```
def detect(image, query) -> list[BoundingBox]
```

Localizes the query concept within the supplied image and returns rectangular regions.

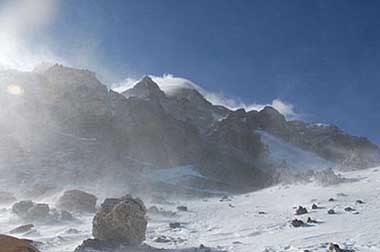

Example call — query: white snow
[1,167,380,251]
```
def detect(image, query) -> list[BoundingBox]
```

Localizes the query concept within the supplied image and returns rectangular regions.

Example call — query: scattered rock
[92,195,147,245]
[291,219,304,227]
[328,243,342,252]
[153,236,171,243]
[0,234,40,252]
[344,207,355,212]
[356,200,365,204]
[329,198,335,202]
[312,203,319,209]
[56,189,97,213]
[295,206,308,215]
[169,222,181,229]
[307,217,318,224]
[327,209,336,214]
[9,224,34,234]
[219,195,231,202]
[0,191,17,205]
[258,211,267,215]
[177,206,188,211]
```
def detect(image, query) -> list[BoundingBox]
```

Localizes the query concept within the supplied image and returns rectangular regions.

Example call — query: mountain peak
[122,76,165,99]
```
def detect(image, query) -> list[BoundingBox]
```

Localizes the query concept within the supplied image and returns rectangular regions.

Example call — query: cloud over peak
[112,74,301,120]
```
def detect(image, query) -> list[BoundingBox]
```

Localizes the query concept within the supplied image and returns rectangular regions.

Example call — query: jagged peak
[122,75,165,99]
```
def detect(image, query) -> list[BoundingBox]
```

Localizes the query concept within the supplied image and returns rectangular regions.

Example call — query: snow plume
[113,74,301,120]
[0,0,62,70]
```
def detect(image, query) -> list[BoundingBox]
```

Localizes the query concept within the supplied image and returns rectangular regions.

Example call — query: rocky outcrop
[0,234,40,252]
[56,189,97,213]
[92,195,147,245]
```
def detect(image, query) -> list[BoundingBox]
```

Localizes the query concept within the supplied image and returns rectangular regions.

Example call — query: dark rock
[9,224,34,234]
[327,209,336,214]
[92,195,147,245]
[344,207,355,212]
[258,211,267,215]
[328,243,342,252]
[177,206,188,211]
[291,219,304,227]
[329,198,335,202]
[312,203,319,209]
[356,200,365,204]
[169,222,181,229]
[153,236,171,243]
[56,190,97,213]
[295,206,308,215]
[307,217,318,224]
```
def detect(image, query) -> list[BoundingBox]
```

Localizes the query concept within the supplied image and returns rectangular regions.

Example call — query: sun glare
[6,84,24,95]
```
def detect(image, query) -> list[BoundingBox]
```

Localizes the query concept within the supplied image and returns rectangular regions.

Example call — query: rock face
[92,195,147,245]
[0,234,39,252]
[56,190,97,213]
[0,64,379,197]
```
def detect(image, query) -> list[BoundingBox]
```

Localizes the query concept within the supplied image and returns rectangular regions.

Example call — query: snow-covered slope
[1,167,380,252]
[259,130,335,171]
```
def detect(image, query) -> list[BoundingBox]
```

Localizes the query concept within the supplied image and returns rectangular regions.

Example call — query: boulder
[328,243,342,252]
[0,234,40,252]
[176,206,188,212]
[356,199,365,204]
[92,195,147,245]
[344,207,355,212]
[291,219,304,227]
[328,209,336,215]
[311,203,319,209]
[9,224,34,234]
[12,200,34,218]
[56,190,97,213]
[169,222,181,229]
[26,203,49,220]
[295,206,308,215]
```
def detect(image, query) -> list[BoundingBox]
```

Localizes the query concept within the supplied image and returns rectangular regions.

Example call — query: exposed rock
[307,217,318,224]
[295,206,308,215]
[291,219,304,227]
[56,190,97,213]
[344,207,355,212]
[169,222,181,229]
[92,195,147,245]
[312,203,319,209]
[9,224,34,234]
[26,203,50,220]
[356,200,365,204]
[153,236,171,243]
[0,234,40,252]
[176,206,188,212]
[328,209,336,214]
[328,243,342,252]
[329,198,335,202]
[12,200,34,218]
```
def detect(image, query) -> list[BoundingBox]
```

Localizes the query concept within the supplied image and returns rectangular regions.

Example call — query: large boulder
[12,200,34,218]
[56,190,97,213]
[0,234,39,252]
[92,195,147,245]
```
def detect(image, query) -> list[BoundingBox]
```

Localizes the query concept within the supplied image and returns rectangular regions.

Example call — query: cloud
[112,74,301,120]
[0,0,63,70]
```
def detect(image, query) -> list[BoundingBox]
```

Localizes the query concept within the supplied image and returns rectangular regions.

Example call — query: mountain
[0,64,379,197]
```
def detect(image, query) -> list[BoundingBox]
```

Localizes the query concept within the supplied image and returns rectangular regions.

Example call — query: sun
[6,84,24,95]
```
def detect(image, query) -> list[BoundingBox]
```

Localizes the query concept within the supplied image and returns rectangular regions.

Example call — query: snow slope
[258,130,335,171]
[1,167,380,251]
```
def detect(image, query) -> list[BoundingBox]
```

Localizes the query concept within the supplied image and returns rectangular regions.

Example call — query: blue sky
[1,0,379,143]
